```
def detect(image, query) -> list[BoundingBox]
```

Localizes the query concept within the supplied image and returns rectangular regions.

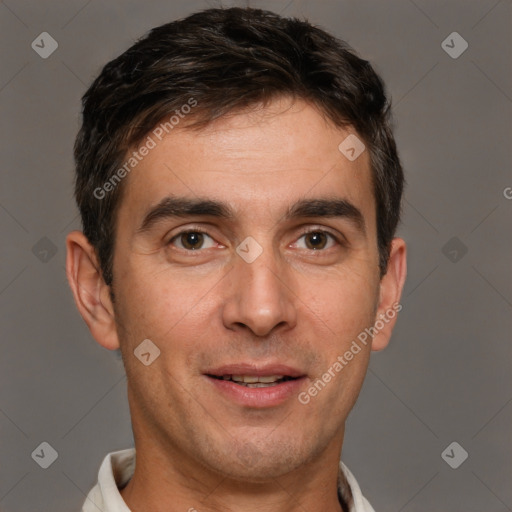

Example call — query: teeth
[232,375,258,383]
[258,375,284,383]
[231,375,284,383]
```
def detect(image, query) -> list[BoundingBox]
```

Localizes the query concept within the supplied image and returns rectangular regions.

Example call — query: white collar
[82,448,375,512]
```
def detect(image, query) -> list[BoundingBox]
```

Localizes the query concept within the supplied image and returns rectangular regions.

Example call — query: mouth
[207,374,298,388]
[204,364,307,408]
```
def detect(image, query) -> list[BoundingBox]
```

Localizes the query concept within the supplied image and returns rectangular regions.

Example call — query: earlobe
[65,230,120,350]
[371,237,407,352]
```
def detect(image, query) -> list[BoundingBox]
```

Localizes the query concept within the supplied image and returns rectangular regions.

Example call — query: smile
[209,374,298,388]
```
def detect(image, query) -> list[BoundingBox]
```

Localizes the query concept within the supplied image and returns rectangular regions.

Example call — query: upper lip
[205,363,305,378]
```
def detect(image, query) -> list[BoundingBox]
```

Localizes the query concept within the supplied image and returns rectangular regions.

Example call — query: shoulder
[339,461,376,512]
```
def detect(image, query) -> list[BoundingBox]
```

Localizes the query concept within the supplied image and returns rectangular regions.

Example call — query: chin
[202,439,314,483]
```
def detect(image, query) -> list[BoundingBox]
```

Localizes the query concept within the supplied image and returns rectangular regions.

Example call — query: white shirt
[82,448,375,512]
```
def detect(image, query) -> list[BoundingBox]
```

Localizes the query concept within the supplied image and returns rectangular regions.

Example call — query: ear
[65,230,120,350]
[371,237,407,351]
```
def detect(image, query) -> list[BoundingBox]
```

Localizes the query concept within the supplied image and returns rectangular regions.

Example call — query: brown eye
[291,230,339,251]
[169,230,216,251]
[180,232,204,250]
[304,232,329,250]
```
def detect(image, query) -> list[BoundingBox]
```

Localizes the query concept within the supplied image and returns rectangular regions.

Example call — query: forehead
[117,98,375,231]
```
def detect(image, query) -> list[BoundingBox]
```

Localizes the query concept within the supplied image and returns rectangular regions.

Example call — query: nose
[221,246,297,337]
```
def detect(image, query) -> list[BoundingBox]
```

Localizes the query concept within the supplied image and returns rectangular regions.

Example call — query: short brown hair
[74,6,404,287]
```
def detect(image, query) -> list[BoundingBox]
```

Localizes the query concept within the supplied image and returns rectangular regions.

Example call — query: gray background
[1,0,511,510]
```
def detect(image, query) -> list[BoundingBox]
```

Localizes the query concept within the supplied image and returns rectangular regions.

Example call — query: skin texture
[66,97,407,512]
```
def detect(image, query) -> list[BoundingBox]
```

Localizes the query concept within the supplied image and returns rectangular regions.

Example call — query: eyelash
[167,227,343,252]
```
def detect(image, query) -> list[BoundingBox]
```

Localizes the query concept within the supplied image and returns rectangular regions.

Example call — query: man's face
[111,98,382,481]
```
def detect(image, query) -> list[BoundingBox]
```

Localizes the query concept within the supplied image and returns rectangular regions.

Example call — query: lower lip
[205,376,306,408]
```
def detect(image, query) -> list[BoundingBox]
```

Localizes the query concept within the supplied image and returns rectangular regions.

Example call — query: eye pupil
[306,232,327,250]
[175,231,332,252]
[182,232,203,250]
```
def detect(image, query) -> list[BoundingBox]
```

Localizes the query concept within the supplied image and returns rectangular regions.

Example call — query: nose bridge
[243,244,283,299]
[222,236,296,336]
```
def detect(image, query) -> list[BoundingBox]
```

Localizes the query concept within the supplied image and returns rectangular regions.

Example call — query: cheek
[302,274,376,414]
[115,265,219,354]
[299,266,378,335]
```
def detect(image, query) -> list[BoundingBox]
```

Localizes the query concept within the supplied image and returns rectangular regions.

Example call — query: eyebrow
[137,195,366,235]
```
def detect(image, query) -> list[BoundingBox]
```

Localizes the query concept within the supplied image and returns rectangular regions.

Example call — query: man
[66,7,407,512]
